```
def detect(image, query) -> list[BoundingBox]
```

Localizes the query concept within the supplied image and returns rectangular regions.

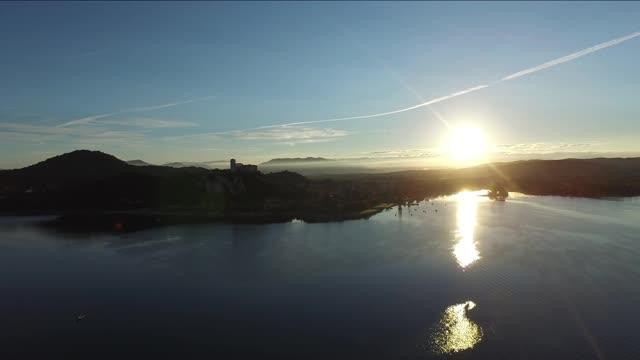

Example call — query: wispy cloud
[56,113,119,128]
[0,121,140,138]
[162,125,349,148]
[361,148,433,158]
[0,121,148,145]
[229,127,348,141]
[56,95,215,128]
[0,131,52,143]
[206,31,638,134]
[0,122,85,136]
[354,143,602,161]
[493,142,596,154]
[277,138,342,146]
[99,118,196,129]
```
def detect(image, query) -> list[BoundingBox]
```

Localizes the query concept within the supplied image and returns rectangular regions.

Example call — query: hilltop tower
[229,158,257,173]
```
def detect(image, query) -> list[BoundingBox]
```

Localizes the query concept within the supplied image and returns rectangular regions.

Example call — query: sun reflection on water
[453,191,481,268]
[430,301,483,354]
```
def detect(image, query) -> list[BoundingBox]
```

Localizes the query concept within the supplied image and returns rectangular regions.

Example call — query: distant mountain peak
[162,162,211,169]
[11,149,131,186]
[30,150,126,168]
[127,159,152,166]
[163,162,188,168]
[160,160,228,169]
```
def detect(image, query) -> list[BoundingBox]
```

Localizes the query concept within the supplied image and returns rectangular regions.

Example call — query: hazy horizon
[6,148,640,173]
[1,2,639,169]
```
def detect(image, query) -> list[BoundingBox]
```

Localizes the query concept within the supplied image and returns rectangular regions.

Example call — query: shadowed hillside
[1,150,131,187]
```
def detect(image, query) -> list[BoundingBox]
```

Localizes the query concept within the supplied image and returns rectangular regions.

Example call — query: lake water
[1,191,639,359]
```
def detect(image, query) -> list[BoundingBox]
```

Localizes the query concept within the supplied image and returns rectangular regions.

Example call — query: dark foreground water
[1,191,639,359]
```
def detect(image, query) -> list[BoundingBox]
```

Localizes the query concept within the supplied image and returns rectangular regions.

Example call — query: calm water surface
[1,192,639,359]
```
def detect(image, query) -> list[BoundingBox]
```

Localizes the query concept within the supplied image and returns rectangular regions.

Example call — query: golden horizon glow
[453,190,481,268]
[430,301,483,354]
[446,126,489,161]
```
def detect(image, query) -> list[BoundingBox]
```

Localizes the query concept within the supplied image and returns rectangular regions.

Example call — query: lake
[1,191,639,359]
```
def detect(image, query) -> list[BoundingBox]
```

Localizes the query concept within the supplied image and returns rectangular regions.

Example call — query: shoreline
[27,203,396,233]
[2,193,638,233]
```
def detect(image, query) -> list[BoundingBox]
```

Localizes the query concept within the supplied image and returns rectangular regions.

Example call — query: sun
[446,126,489,161]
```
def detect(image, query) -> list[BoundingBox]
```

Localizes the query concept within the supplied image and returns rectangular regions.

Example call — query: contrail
[55,112,119,128]
[179,85,489,139]
[253,85,489,129]
[499,31,640,81]
[196,31,638,137]
[56,95,216,128]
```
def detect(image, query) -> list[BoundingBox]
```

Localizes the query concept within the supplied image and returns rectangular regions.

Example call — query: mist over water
[1,192,639,359]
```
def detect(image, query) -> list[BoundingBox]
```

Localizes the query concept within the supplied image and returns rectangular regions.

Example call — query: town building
[230,158,258,173]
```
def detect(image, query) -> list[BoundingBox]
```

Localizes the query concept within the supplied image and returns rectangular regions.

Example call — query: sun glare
[452,191,481,268]
[447,126,489,161]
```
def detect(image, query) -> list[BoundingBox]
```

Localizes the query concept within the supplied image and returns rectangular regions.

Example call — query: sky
[1,1,639,169]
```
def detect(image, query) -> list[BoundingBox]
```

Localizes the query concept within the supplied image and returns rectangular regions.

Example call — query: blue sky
[1,1,639,168]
